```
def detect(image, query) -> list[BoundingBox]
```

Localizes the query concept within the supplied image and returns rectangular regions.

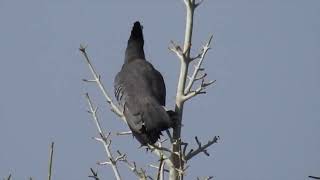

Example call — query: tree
[80,0,218,179]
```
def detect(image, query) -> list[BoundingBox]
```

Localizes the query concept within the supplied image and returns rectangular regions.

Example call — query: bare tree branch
[170,0,215,179]
[169,41,184,61]
[185,136,219,161]
[6,174,11,180]
[309,176,320,180]
[148,144,176,155]
[156,155,165,180]
[48,142,54,180]
[183,79,216,101]
[85,93,122,180]
[170,0,195,177]
[184,35,214,95]
[80,45,125,122]
[195,0,205,8]
[116,150,148,180]
[88,168,100,180]
[149,164,169,173]
[197,176,213,180]
[116,131,132,136]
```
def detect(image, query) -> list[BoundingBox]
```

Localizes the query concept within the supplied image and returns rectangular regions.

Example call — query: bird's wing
[114,60,169,132]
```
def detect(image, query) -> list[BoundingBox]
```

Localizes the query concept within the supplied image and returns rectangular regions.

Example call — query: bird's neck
[124,41,145,63]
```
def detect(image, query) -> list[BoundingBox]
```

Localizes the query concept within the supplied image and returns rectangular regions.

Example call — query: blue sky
[0,0,319,179]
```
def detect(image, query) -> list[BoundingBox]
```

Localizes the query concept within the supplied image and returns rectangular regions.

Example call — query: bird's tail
[125,21,145,63]
[142,97,175,133]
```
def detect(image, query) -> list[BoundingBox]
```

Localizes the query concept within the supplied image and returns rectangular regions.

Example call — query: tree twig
[197,176,213,180]
[149,164,169,173]
[116,150,148,180]
[156,155,165,180]
[116,131,132,136]
[309,176,320,179]
[148,144,177,155]
[85,93,122,180]
[148,142,174,175]
[183,79,216,101]
[80,45,125,122]
[88,168,100,180]
[184,35,214,95]
[185,136,219,161]
[48,142,54,180]
[6,174,12,180]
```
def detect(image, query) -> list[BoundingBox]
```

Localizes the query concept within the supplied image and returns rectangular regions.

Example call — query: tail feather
[124,97,176,145]
[132,130,161,145]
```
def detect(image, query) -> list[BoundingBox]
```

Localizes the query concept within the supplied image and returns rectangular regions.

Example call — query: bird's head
[130,21,144,42]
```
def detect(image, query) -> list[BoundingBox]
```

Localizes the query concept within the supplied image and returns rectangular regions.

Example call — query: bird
[114,21,175,145]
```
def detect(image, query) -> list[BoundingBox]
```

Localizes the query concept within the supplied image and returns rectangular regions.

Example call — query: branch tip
[88,168,100,180]
[79,44,87,53]
[195,0,205,8]
[184,136,219,161]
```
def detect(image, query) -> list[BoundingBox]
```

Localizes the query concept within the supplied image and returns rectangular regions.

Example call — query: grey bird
[114,21,175,145]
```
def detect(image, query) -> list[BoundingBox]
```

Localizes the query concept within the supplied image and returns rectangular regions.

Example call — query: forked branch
[88,168,100,180]
[185,136,219,161]
[184,35,214,94]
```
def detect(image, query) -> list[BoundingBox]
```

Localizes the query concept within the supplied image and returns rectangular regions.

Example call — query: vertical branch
[156,156,164,180]
[171,0,204,179]
[48,142,54,180]
[171,0,194,179]
[183,0,194,57]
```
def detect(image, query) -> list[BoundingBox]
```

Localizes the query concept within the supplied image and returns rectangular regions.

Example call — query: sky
[0,0,319,179]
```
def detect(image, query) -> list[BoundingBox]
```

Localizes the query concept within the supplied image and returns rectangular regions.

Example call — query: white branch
[147,141,175,177]
[183,79,216,101]
[116,150,148,180]
[184,35,213,94]
[169,41,184,61]
[169,0,198,179]
[148,144,177,155]
[80,45,126,123]
[85,93,122,180]
[149,164,169,173]
[116,131,132,136]
[197,176,213,180]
